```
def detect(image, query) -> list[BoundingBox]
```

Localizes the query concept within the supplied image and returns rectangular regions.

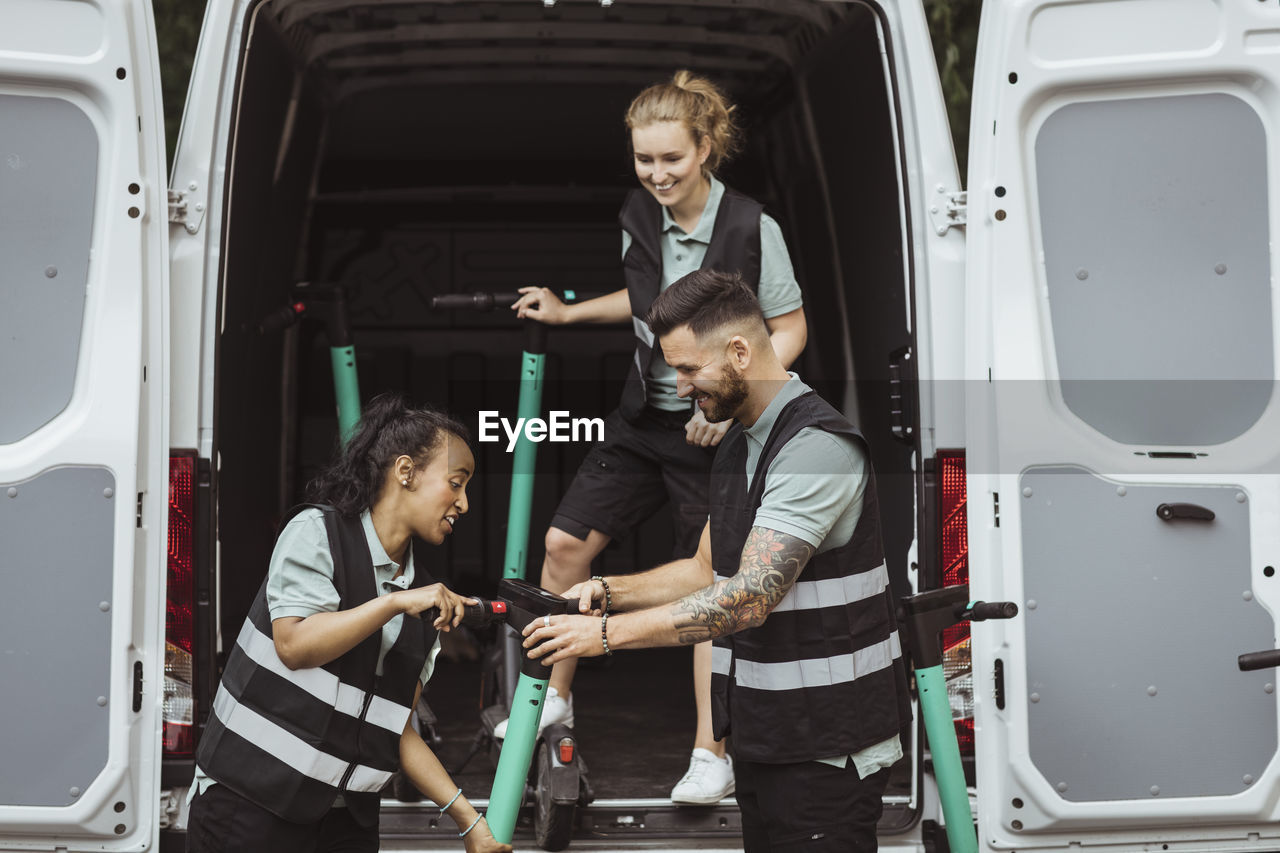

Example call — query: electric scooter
[901,586,1019,853]
[430,289,597,850]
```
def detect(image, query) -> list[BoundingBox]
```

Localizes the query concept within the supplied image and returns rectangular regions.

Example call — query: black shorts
[551,406,714,557]
[186,784,377,853]
[736,761,890,852]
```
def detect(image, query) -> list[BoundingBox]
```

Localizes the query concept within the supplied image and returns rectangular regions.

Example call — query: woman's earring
[401,479,409,487]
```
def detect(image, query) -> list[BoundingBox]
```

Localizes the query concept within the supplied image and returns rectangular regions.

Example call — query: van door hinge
[928,188,966,236]
[168,181,206,234]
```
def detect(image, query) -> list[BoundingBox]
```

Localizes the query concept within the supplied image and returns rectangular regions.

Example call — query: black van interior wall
[215,0,915,644]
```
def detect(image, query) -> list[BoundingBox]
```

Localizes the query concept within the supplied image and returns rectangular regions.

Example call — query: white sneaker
[670,748,735,805]
[492,687,574,740]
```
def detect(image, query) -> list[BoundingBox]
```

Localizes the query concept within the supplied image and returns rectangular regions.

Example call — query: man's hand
[561,578,606,615]
[511,286,569,324]
[395,583,476,632]
[522,614,605,666]
[685,408,733,447]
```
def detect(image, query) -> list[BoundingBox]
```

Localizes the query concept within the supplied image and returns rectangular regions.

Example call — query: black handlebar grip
[429,292,523,312]
[257,302,305,334]
[420,599,507,628]
[1238,649,1280,671]
[966,601,1019,621]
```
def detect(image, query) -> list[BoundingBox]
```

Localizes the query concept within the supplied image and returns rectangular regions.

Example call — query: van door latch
[929,189,966,236]
[1156,502,1215,522]
[168,183,206,234]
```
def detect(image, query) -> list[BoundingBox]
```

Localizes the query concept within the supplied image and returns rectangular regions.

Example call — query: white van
[2,0,1277,851]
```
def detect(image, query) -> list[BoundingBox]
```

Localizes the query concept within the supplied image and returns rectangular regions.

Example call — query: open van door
[966,0,1280,850]
[0,1,169,850]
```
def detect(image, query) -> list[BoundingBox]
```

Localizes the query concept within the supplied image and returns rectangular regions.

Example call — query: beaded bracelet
[459,813,484,838]
[590,575,613,614]
[438,787,462,817]
[601,611,613,656]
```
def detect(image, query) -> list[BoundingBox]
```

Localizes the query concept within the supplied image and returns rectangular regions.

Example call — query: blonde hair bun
[626,70,742,173]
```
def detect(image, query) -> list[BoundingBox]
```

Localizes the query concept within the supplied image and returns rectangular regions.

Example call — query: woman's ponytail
[305,393,470,515]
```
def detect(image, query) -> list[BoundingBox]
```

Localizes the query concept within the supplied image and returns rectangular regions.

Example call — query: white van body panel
[0,0,169,850]
[878,0,968,456]
[968,0,1280,850]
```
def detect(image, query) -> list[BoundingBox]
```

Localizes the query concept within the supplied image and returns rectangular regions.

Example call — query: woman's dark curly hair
[305,393,471,516]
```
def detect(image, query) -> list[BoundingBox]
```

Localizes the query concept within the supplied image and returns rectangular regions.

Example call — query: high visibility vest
[197,505,436,826]
[709,392,912,763]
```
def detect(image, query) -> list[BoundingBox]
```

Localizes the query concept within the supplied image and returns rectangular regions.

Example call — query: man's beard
[700,362,750,423]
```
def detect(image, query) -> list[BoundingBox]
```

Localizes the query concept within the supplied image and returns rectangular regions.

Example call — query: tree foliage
[922,0,982,179]
[154,0,208,166]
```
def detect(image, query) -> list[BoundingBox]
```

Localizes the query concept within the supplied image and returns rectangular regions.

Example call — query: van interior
[207,0,919,839]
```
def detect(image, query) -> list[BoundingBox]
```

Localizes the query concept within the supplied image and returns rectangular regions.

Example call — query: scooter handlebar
[430,293,522,312]
[422,598,508,628]
[961,600,1019,621]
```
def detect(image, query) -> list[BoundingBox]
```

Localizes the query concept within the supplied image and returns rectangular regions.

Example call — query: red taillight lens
[165,454,196,756]
[558,737,575,764]
[937,451,973,756]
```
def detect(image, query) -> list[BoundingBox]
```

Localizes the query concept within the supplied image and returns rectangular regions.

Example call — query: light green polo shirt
[740,374,903,778]
[191,508,441,801]
[621,176,804,411]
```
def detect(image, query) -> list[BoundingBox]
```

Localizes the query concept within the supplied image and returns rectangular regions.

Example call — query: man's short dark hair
[645,270,767,340]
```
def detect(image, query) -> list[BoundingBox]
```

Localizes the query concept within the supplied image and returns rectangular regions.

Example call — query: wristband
[590,575,612,614]
[459,813,484,838]
[439,787,462,816]
[601,611,613,656]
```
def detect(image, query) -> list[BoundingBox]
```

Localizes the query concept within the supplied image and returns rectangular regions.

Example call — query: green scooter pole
[488,319,550,843]
[428,291,587,844]
[901,586,1019,853]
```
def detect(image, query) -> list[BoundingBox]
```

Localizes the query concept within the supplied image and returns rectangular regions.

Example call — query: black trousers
[735,760,889,852]
[187,783,378,853]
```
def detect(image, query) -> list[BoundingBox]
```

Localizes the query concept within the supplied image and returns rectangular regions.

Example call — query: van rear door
[0,0,168,849]
[966,0,1280,849]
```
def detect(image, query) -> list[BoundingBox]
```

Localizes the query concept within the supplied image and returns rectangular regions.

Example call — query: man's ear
[727,334,752,369]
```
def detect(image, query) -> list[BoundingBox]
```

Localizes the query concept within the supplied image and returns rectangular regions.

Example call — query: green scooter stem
[330,345,361,444]
[916,664,978,853]
[502,349,544,579]
[486,673,551,843]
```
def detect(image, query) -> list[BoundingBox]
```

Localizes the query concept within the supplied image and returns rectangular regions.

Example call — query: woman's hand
[561,578,606,616]
[685,408,733,447]
[511,286,570,324]
[462,816,511,853]
[396,583,476,632]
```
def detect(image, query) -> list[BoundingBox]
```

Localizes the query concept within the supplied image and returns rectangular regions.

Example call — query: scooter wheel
[533,742,575,851]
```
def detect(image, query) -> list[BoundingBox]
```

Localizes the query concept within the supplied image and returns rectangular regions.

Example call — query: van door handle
[1238,649,1280,671]
[1156,502,1215,522]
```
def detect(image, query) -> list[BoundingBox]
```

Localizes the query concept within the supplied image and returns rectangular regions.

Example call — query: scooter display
[901,585,1019,853]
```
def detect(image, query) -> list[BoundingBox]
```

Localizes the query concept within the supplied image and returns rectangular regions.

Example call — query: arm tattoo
[670,527,813,645]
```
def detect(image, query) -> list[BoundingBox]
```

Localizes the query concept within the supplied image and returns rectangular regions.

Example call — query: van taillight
[937,451,974,755]
[165,454,196,756]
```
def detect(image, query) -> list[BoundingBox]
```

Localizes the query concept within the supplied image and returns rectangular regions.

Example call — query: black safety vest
[708,391,912,763]
[197,505,436,827]
[616,184,763,422]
